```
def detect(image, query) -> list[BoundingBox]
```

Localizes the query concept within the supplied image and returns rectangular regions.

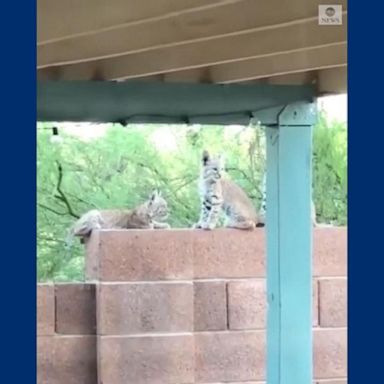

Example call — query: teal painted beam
[37,81,315,123]
[266,103,315,384]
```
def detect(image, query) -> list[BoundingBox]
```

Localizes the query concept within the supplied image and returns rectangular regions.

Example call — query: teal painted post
[264,103,316,384]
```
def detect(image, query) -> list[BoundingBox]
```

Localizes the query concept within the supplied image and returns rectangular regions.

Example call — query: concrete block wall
[37,283,97,384]
[37,227,347,384]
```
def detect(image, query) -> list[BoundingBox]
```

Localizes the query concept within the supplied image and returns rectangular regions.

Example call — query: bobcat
[194,150,261,230]
[66,190,170,246]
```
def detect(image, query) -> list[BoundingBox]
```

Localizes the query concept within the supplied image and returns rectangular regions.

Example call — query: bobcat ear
[149,189,158,202]
[202,150,210,165]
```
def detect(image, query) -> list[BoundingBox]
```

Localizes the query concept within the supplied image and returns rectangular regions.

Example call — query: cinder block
[313,227,347,277]
[313,279,319,326]
[194,281,227,331]
[195,331,265,382]
[55,283,96,335]
[86,228,346,282]
[98,335,194,384]
[37,284,55,336]
[85,230,100,280]
[228,280,266,330]
[86,229,194,281]
[227,279,318,329]
[98,283,193,334]
[313,328,347,379]
[319,279,347,327]
[37,336,97,384]
[192,229,265,278]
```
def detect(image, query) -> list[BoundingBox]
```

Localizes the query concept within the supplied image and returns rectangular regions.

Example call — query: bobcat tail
[64,210,104,255]
[64,214,91,254]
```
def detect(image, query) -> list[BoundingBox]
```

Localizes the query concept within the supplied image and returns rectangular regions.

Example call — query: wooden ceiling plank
[38,0,347,67]
[38,0,245,43]
[130,44,347,85]
[38,19,347,81]
[211,43,347,83]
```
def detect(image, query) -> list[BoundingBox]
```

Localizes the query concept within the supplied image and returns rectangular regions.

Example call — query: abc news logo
[318,5,342,25]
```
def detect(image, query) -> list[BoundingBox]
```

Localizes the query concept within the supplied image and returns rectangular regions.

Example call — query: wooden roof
[37,0,347,95]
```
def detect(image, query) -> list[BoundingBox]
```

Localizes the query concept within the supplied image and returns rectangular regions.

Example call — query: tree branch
[38,203,66,216]
[66,192,99,209]
[55,161,80,219]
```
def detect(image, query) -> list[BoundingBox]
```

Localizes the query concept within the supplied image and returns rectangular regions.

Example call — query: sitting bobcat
[66,190,170,246]
[194,150,261,230]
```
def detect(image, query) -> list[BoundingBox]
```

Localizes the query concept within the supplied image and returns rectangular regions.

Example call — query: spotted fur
[66,190,170,247]
[194,150,261,230]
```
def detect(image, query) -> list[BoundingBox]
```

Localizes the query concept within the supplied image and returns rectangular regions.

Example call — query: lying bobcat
[194,150,261,230]
[66,190,170,246]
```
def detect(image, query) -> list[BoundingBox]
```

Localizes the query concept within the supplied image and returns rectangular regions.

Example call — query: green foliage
[313,114,347,225]
[37,117,346,282]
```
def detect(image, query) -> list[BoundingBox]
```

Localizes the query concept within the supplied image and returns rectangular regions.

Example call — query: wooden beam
[317,67,347,94]
[38,0,347,67]
[37,18,347,81]
[161,43,346,84]
[121,46,346,93]
[37,81,315,123]
[231,67,347,95]
[38,0,240,43]
[213,43,346,84]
